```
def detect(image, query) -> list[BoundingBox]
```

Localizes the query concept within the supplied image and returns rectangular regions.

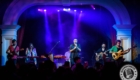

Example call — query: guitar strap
[7,45,17,60]
[13,45,18,53]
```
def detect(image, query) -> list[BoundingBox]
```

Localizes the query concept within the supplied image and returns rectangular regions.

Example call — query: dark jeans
[70,53,79,66]
[98,59,104,66]
[7,59,17,66]
[115,57,124,66]
[13,59,17,65]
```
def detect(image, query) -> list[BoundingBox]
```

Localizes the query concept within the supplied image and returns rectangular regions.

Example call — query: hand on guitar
[103,52,108,56]
[9,52,13,55]
[13,51,18,55]
[127,48,131,52]
[9,51,18,55]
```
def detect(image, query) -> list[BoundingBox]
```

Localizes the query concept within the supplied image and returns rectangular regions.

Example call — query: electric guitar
[7,48,24,60]
[112,45,137,60]
[96,49,110,61]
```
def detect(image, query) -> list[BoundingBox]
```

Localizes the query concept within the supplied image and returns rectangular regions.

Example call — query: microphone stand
[49,41,60,54]
[48,41,60,62]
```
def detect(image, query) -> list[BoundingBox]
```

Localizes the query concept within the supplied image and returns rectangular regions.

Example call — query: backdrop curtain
[17,11,27,48]
[110,27,116,46]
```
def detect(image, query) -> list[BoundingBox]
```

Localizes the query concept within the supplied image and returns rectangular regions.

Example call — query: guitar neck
[105,49,110,53]
[125,47,134,51]
[123,46,136,53]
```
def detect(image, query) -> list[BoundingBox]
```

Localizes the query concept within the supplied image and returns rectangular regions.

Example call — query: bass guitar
[112,45,137,60]
[7,48,24,60]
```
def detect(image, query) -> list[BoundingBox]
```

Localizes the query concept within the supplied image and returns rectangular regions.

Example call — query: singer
[70,39,81,66]
[25,43,37,65]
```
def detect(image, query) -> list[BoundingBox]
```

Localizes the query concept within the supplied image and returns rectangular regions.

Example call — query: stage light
[44,9,47,12]
[57,10,60,12]
[63,8,66,11]
[63,8,70,11]
[81,11,82,12]
[38,9,43,11]
[38,9,41,11]
[91,5,95,10]
[74,10,76,12]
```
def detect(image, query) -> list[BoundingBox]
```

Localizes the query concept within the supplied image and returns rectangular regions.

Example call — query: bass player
[110,40,130,66]
[6,39,20,65]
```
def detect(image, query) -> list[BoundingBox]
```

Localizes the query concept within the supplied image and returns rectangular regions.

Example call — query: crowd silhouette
[0,57,139,80]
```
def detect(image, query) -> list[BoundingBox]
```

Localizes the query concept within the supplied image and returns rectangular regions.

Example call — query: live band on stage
[6,39,137,66]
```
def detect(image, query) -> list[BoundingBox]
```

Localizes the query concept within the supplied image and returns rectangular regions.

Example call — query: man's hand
[127,48,131,52]
[103,52,107,56]
[10,53,13,55]
[74,46,77,49]
[103,52,106,54]
[14,51,18,54]
[75,44,77,47]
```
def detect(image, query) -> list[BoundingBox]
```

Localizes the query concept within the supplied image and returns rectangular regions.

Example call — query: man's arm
[70,44,76,52]
[6,46,10,54]
[95,53,98,56]
[34,48,37,65]
[16,47,20,55]
[16,51,19,55]
[34,48,37,56]
[109,46,114,53]
[122,47,130,54]
[95,49,100,56]
[77,44,81,51]
[25,48,28,55]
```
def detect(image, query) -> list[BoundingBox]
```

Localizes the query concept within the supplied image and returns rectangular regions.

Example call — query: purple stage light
[63,8,70,11]
[68,8,70,11]
[57,10,60,12]
[81,11,82,12]
[74,10,76,12]
[63,8,66,11]
[38,9,42,11]
[44,9,46,12]
[91,5,95,10]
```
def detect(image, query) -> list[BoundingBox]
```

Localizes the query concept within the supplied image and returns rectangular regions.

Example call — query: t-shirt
[8,45,19,54]
[96,48,108,59]
[110,45,124,58]
[96,48,107,53]
[70,43,81,54]
[110,46,124,53]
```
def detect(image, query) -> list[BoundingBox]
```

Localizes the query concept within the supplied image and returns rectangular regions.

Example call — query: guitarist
[95,43,109,65]
[110,40,130,66]
[6,39,19,65]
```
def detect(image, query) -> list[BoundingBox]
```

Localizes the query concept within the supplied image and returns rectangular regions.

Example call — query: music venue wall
[121,0,140,63]
[17,5,116,66]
